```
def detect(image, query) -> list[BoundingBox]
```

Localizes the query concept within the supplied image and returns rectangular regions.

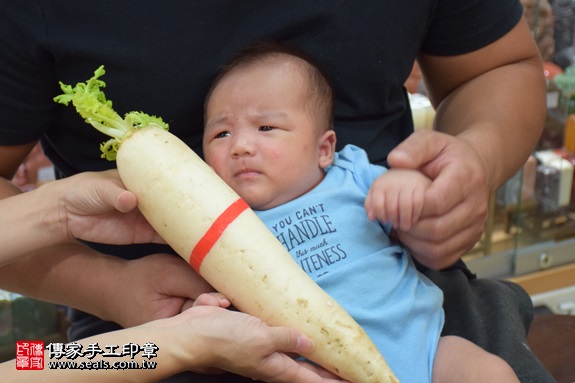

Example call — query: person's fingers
[410,186,425,228]
[267,357,347,383]
[419,165,464,218]
[398,228,473,269]
[397,189,413,231]
[96,170,138,213]
[192,293,231,308]
[180,299,196,312]
[364,187,378,222]
[387,130,449,171]
[270,327,315,355]
[396,205,486,269]
[390,131,489,221]
[113,189,138,212]
[66,171,136,214]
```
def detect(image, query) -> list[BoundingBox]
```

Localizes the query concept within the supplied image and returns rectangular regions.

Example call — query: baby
[202,42,520,383]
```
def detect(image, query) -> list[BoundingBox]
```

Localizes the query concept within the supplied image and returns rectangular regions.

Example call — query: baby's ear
[318,130,336,169]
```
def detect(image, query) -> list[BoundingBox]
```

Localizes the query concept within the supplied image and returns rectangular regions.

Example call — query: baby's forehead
[239,55,307,78]
[205,53,316,114]
[255,53,309,69]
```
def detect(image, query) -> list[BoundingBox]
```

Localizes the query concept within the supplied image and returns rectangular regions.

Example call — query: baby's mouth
[234,168,261,178]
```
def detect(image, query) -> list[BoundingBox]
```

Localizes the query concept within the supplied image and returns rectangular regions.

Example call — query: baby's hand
[365,168,432,230]
[192,292,231,308]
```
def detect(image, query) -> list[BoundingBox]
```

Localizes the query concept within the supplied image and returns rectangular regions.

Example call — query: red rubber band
[190,198,249,273]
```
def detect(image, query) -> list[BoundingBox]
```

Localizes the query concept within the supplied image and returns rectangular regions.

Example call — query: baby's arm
[433,336,519,383]
[365,168,432,230]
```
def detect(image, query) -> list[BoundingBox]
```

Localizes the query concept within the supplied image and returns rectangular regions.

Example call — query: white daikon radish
[54,66,399,383]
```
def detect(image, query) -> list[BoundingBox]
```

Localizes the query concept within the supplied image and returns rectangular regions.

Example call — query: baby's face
[203,59,329,210]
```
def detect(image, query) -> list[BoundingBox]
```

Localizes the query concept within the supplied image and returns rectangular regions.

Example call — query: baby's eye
[259,126,276,131]
[215,131,231,139]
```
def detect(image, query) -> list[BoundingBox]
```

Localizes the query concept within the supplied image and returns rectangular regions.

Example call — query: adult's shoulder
[421,0,523,56]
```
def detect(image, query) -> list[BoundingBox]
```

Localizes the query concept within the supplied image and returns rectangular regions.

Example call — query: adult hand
[169,305,347,383]
[58,171,212,327]
[57,169,164,245]
[387,130,489,269]
[1,169,166,267]
[98,253,214,328]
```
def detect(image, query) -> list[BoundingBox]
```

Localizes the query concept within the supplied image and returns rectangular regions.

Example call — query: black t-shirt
[0,0,523,341]
[0,0,522,171]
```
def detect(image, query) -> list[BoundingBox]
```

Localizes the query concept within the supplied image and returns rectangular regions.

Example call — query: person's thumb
[276,328,315,354]
[115,189,138,212]
[387,130,449,171]
[100,184,138,213]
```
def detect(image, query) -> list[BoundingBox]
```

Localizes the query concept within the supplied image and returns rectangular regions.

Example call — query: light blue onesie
[255,144,444,383]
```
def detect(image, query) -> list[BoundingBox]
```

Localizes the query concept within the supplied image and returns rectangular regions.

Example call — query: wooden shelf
[510,262,575,295]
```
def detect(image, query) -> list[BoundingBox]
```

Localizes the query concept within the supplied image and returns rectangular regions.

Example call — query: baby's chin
[244,192,304,212]
[245,198,282,212]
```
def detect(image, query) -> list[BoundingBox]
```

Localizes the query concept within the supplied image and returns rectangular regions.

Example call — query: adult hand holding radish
[1,166,214,329]
[59,170,164,245]
[186,296,347,383]
[1,169,163,266]
[55,66,399,383]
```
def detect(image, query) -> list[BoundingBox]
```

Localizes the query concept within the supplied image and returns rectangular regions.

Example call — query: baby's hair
[205,41,334,131]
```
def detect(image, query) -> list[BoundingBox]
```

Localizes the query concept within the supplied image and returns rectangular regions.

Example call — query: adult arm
[0,241,213,328]
[0,145,212,328]
[388,17,546,268]
[1,305,345,383]
[0,170,163,266]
